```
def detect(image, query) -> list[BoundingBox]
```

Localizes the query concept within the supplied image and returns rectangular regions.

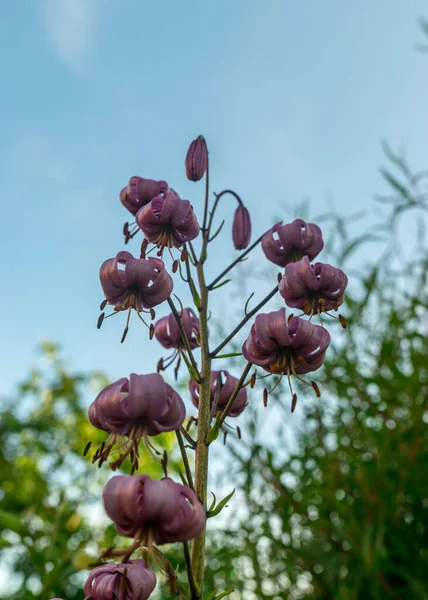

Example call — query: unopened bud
[232,205,252,250]
[185,136,208,182]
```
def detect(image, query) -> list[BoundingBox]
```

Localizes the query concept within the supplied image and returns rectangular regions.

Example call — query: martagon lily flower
[84,559,156,600]
[120,176,169,216]
[189,370,247,418]
[154,308,200,376]
[136,189,200,253]
[279,256,348,320]
[98,251,173,341]
[262,219,324,267]
[242,307,330,409]
[88,373,186,470]
[103,475,206,545]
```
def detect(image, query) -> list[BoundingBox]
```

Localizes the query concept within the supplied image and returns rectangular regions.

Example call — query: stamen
[181,247,188,262]
[83,441,91,456]
[237,426,241,440]
[149,323,155,340]
[97,313,105,329]
[339,314,347,328]
[277,272,283,283]
[172,259,179,273]
[100,299,108,311]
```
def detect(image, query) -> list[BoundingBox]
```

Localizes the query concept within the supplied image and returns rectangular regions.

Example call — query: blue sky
[1,0,427,394]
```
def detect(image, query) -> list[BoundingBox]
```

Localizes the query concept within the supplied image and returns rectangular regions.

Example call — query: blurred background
[0,1,427,599]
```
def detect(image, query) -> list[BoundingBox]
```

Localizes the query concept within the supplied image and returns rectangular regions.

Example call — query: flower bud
[185,136,208,181]
[232,205,251,250]
[84,559,156,600]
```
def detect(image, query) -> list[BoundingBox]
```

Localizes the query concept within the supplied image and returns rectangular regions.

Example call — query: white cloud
[42,0,96,72]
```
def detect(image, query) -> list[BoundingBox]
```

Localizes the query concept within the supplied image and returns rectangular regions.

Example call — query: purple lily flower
[120,176,168,216]
[185,135,208,181]
[84,559,156,600]
[88,373,185,469]
[242,307,330,375]
[189,370,247,418]
[99,251,173,310]
[154,308,200,376]
[279,256,348,314]
[135,189,200,252]
[232,205,252,250]
[154,308,200,350]
[103,475,206,544]
[261,219,324,267]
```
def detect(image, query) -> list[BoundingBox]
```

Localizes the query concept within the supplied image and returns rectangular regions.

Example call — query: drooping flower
[154,308,200,376]
[88,373,185,469]
[136,189,200,252]
[242,307,330,375]
[155,308,200,350]
[103,475,206,544]
[189,370,247,418]
[261,219,324,267]
[84,559,156,600]
[120,176,168,216]
[279,256,348,315]
[99,251,173,310]
[185,135,208,181]
[232,205,252,250]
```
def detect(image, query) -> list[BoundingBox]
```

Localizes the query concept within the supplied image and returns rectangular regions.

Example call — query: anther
[123,222,129,236]
[181,247,188,262]
[97,313,105,329]
[100,299,108,311]
[157,358,164,373]
[250,372,257,389]
[339,314,347,329]
[83,441,92,456]
[311,380,321,398]
[277,272,283,283]
[263,388,268,407]
[172,260,179,273]
[237,426,241,440]
[121,326,129,343]
[149,324,155,340]
[291,393,298,413]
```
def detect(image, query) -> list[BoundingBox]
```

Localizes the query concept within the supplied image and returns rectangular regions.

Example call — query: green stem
[191,257,211,598]
[210,285,279,357]
[176,429,195,490]
[183,541,199,600]
[207,232,266,290]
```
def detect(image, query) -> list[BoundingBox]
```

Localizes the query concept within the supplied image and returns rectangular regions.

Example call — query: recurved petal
[121,373,169,421]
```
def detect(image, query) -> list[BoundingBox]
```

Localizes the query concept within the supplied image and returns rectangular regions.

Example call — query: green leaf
[0,510,26,535]
[211,279,231,290]
[214,352,242,359]
[207,489,235,518]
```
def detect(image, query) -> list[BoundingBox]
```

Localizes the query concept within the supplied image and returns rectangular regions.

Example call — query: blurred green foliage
[205,148,428,600]
[0,343,178,599]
